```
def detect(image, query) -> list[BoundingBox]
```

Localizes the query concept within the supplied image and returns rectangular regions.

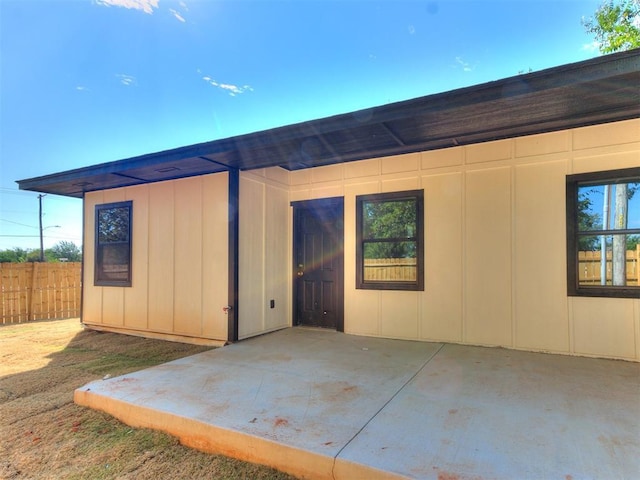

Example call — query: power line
[0,187,37,197]
[0,235,80,239]
[0,219,38,229]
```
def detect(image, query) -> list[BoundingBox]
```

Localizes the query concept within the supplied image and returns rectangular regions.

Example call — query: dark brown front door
[292,198,344,331]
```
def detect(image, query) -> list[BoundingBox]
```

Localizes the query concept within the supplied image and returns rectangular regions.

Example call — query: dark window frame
[95,200,132,287]
[566,167,640,298]
[356,189,424,291]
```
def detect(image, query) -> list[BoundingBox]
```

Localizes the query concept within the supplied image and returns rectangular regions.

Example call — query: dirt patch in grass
[0,319,297,480]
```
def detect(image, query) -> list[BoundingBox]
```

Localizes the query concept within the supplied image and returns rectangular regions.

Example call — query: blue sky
[0,0,604,250]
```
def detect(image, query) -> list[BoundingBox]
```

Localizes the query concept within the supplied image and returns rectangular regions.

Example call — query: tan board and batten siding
[84,173,230,345]
[83,119,640,361]
[238,168,291,340]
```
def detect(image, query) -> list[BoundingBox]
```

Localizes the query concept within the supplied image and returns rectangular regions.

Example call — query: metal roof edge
[16,48,640,196]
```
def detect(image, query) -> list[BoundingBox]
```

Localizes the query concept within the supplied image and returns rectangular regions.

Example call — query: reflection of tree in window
[98,207,130,243]
[577,187,602,251]
[362,199,417,259]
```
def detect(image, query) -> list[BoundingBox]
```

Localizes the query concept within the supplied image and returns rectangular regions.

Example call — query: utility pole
[612,184,628,286]
[39,194,45,262]
[601,185,610,285]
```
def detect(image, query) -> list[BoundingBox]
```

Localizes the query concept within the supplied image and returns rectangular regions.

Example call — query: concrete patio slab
[75,328,640,480]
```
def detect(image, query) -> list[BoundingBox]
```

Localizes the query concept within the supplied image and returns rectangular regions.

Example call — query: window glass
[363,199,417,239]
[356,190,423,290]
[568,170,640,297]
[95,201,132,286]
[578,182,640,230]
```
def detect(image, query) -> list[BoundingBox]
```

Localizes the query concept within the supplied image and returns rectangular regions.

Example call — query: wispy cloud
[169,0,188,22]
[454,56,475,72]
[116,74,137,86]
[76,86,90,92]
[408,25,416,35]
[200,72,253,97]
[170,8,186,23]
[95,0,188,23]
[94,0,159,14]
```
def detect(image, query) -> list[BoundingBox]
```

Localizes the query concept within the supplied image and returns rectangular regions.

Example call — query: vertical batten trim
[510,163,517,349]
[145,186,150,330]
[261,183,267,332]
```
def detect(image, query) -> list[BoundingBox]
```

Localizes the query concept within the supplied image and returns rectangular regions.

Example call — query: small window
[567,168,640,298]
[356,190,424,291]
[95,201,132,287]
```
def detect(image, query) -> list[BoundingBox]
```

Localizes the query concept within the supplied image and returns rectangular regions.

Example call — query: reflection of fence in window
[578,245,640,286]
[364,258,417,282]
[99,244,130,281]
[101,264,130,281]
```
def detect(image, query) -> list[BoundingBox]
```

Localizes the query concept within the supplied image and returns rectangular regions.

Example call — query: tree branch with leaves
[583,0,640,53]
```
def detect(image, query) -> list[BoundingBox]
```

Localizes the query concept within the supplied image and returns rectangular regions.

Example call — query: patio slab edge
[75,385,346,480]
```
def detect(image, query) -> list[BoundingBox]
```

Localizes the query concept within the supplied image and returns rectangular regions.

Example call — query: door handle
[297,271,304,277]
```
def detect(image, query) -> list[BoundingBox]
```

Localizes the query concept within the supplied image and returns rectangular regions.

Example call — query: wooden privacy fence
[366,247,640,286]
[1,262,81,324]
[579,246,640,286]
[364,258,417,281]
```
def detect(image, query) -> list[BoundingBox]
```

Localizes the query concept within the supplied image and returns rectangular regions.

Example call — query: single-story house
[18,49,640,361]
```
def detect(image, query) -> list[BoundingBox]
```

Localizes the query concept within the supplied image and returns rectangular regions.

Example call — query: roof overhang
[18,49,640,198]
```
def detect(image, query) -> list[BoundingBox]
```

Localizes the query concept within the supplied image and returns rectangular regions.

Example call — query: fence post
[637,244,640,286]
[29,262,38,321]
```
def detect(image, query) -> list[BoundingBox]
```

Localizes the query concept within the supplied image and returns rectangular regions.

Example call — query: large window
[356,190,424,291]
[567,168,640,298]
[95,201,132,287]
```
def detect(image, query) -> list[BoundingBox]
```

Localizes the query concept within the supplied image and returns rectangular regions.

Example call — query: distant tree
[26,250,43,262]
[0,247,31,263]
[47,241,82,262]
[0,242,82,263]
[627,234,640,249]
[583,0,640,53]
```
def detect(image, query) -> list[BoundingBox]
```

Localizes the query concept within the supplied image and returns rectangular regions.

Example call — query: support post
[227,169,239,343]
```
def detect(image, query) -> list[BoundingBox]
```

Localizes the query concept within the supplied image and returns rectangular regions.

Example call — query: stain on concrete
[273,417,289,427]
